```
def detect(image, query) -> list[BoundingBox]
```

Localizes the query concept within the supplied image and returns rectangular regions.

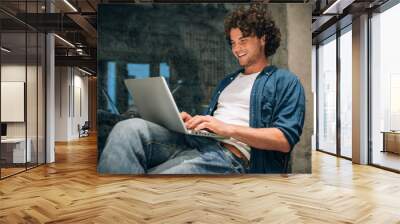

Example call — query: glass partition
[1,31,28,177]
[0,1,46,179]
[317,35,337,155]
[371,3,400,171]
[339,27,352,158]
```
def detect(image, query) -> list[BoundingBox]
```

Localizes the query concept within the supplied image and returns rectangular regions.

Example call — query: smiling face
[229,28,268,74]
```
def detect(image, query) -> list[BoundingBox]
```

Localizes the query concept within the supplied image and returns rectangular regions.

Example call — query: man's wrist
[226,124,237,137]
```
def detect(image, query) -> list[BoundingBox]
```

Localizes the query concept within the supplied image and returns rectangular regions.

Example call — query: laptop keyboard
[187,129,219,138]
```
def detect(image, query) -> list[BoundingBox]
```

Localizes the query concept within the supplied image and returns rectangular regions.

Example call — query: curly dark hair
[224,4,281,57]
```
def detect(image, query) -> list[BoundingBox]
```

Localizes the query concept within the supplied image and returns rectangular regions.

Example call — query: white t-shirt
[213,71,260,160]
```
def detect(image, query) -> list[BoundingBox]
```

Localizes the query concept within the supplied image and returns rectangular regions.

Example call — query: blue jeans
[98,118,247,174]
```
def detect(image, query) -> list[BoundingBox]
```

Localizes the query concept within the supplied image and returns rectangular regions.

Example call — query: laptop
[124,77,226,139]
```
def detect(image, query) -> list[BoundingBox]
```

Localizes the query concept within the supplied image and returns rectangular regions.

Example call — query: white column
[46,1,55,163]
[352,14,369,164]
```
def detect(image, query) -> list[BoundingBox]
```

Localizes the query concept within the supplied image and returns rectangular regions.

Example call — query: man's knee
[101,118,148,161]
[111,118,147,136]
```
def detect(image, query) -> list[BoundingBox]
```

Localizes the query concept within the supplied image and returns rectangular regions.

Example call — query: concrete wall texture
[287,4,312,173]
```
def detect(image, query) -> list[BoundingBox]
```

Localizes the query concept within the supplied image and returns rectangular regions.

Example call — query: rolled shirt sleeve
[271,77,305,149]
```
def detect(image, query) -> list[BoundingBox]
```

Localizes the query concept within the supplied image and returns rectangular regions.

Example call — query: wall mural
[97,3,309,174]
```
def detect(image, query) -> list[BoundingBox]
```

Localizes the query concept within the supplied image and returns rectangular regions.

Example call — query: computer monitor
[1,123,7,137]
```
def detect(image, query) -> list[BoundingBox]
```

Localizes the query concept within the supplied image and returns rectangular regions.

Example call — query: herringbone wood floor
[1,135,400,224]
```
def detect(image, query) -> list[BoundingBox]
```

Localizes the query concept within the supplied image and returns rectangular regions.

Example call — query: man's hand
[181,113,290,152]
[180,111,193,123]
[185,115,234,137]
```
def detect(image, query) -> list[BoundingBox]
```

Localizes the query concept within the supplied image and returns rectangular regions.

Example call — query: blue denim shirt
[204,65,306,173]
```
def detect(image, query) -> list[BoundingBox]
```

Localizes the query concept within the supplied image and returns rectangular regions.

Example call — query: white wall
[1,65,26,132]
[70,72,89,138]
[55,67,89,141]
[55,66,69,141]
[1,64,42,137]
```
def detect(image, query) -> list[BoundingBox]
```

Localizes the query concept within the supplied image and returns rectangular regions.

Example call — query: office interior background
[312,0,400,172]
[0,0,400,223]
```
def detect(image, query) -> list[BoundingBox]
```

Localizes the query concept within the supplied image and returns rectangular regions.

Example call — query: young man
[98,4,305,174]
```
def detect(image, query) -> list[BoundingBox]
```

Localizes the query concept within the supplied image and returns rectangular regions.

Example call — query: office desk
[381,131,400,154]
[1,138,31,163]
